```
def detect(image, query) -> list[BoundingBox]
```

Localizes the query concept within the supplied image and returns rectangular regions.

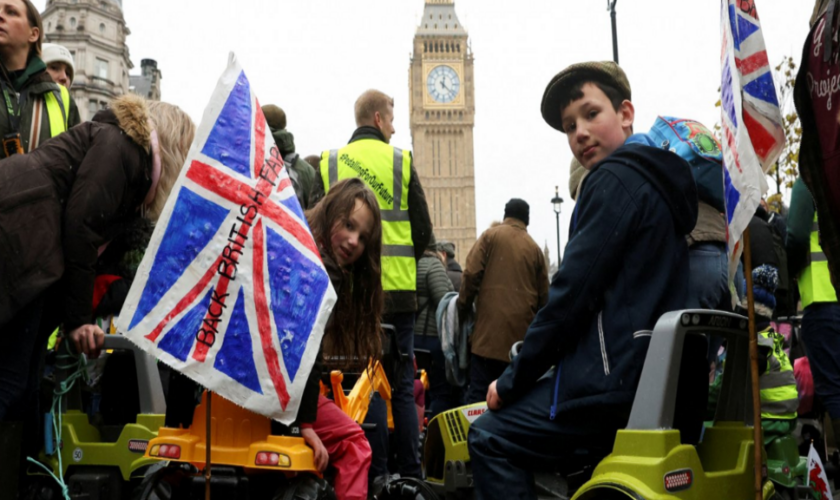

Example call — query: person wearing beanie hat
[41,43,82,128]
[742,264,779,320]
[457,198,548,405]
[468,61,699,500]
[42,43,75,87]
[731,263,799,442]
[261,104,315,208]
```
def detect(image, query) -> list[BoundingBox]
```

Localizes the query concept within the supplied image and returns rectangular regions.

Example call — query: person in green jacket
[706,263,798,443]
[786,177,840,445]
[262,104,316,209]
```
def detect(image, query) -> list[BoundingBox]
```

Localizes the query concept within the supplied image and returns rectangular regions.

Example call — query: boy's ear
[619,99,635,135]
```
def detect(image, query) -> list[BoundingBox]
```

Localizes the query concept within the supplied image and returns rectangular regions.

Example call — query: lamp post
[607,0,619,64]
[551,186,564,266]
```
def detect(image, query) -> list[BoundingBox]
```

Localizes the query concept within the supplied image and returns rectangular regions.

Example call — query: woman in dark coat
[0,94,195,422]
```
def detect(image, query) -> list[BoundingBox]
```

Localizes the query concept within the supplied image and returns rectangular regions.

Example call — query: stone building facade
[41,0,159,121]
[409,0,476,264]
[129,58,161,101]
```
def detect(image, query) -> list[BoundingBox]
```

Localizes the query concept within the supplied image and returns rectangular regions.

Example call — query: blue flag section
[118,53,336,424]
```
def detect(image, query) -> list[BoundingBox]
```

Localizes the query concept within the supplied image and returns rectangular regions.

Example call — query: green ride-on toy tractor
[28,335,167,499]
[417,309,783,500]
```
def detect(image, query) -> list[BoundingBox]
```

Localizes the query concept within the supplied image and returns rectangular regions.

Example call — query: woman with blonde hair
[0,93,193,490]
[0,0,80,157]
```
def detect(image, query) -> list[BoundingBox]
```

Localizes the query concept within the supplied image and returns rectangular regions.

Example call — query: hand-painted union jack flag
[117,54,336,424]
[719,0,785,279]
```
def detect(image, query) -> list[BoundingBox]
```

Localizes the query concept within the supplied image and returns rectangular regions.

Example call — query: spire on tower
[417,0,466,36]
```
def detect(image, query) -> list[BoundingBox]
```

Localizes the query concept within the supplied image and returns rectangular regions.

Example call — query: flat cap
[438,241,456,258]
[540,61,631,132]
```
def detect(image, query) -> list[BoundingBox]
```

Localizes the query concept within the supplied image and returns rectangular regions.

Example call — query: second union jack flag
[117,54,336,424]
[719,0,785,277]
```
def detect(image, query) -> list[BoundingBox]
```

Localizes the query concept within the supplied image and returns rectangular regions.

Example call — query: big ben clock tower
[409,0,476,264]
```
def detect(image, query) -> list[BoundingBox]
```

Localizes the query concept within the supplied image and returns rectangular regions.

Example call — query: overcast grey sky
[36,1,816,262]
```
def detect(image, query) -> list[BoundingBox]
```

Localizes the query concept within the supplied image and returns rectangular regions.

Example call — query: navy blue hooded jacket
[495,142,698,416]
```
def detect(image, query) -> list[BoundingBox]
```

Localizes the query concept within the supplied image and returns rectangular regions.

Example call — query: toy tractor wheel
[575,488,638,500]
[272,474,336,500]
[132,464,193,500]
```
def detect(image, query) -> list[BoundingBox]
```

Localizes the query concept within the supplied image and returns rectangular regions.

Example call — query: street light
[607,0,619,64]
[551,186,564,266]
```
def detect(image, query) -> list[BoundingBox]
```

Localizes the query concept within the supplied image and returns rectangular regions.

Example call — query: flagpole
[205,390,212,500]
[743,229,764,500]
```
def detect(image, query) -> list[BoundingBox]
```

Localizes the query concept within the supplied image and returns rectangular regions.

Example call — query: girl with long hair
[298,177,384,500]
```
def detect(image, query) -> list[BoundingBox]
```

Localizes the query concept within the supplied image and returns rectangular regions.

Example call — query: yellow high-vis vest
[798,213,838,309]
[44,85,70,138]
[320,139,415,292]
[757,328,798,420]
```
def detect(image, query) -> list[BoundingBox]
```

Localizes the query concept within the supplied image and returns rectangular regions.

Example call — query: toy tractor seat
[55,335,166,425]
[36,335,167,496]
[575,309,774,500]
[98,350,140,432]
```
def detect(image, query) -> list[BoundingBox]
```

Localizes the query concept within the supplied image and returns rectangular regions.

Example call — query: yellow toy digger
[136,326,400,499]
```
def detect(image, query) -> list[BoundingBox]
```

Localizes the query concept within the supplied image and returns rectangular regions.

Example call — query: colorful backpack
[648,116,726,213]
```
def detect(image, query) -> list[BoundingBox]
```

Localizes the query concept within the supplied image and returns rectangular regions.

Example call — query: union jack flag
[117,54,336,424]
[720,0,785,278]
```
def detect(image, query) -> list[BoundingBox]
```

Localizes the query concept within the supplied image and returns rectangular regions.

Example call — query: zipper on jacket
[598,312,611,376]
[550,363,562,420]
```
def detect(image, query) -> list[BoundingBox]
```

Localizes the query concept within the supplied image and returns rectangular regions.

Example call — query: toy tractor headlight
[255,451,290,467]
[663,469,693,492]
[150,444,181,459]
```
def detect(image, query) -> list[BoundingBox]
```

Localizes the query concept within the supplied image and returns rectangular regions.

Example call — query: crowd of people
[1,0,839,499]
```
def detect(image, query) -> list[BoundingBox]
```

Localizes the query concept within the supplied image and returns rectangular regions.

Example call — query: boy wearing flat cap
[467,62,699,499]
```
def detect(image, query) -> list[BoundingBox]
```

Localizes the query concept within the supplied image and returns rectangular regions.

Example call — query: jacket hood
[271,128,295,155]
[593,143,698,236]
[447,259,462,272]
[92,94,152,152]
[350,126,386,144]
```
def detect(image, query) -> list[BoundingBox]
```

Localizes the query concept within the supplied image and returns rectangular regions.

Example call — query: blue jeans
[688,242,730,365]
[468,372,629,500]
[801,303,840,419]
[414,334,463,418]
[687,242,729,310]
[383,312,421,478]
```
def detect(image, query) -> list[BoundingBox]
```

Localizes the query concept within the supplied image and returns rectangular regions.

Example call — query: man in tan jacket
[458,199,549,403]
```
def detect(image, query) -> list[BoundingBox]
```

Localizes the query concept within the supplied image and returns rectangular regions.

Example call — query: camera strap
[0,82,30,134]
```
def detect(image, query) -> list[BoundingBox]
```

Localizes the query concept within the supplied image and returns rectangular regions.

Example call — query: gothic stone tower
[41,0,133,121]
[410,0,476,264]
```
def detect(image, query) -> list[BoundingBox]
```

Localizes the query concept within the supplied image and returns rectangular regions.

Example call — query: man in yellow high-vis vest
[786,177,840,445]
[311,89,432,481]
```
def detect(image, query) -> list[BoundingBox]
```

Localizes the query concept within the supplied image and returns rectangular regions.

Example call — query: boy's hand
[68,324,105,358]
[301,427,328,472]
[486,380,503,410]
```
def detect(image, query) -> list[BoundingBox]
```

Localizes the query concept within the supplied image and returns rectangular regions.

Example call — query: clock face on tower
[426,65,461,104]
